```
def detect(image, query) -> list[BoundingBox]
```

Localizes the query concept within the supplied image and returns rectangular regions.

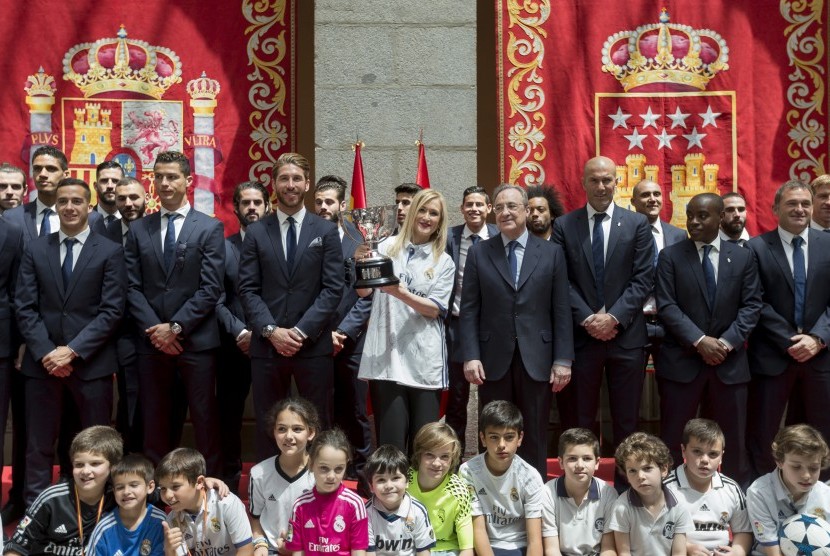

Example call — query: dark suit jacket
[15,231,126,379]
[661,220,687,246]
[331,222,371,351]
[104,217,125,244]
[124,208,225,354]
[216,233,246,339]
[0,219,23,358]
[459,233,574,381]
[238,211,343,359]
[3,201,103,243]
[748,229,830,375]
[552,204,653,349]
[445,223,499,362]
[655,239,762,384]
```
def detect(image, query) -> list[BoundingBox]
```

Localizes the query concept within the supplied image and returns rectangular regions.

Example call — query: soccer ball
[779,514,830,555]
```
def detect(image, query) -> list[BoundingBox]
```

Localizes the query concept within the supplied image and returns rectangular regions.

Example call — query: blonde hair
[387,189,448,264]
[772,424,830,468]
[411,422,462,471]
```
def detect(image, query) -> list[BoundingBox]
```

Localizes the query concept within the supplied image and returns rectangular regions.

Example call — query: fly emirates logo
[309,536,341,553]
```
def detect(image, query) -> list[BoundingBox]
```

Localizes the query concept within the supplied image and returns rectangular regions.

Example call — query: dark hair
[265,397,321,445]
[365,445,409,482]
[32,146,68,170]
[527,184,565,219]
[681,418,725,448]
[479,400,523,433]
[116,177,143,188]
[721,191,746,202]
[461,185,491,204]
[394,183,421,196]
[273,152,310,181]
[57,177,92,202]
[772,424,830,468]
[232,180,270,209]
[773,179,811,209]
[615,432,672,474]
[558,428,600,458]
[154,151,191,176]
[70,425,123,465]
[111,453,155,483]
[315,175,347,203]
[309,428,352,463]
[95,160,124,178]
[689,192,724,213]
[155,447,206,485]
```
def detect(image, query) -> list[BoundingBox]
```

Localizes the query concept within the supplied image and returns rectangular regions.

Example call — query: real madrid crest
[210,516,221,533]
[510,487,519,502]
[140,539,152,556]
[334,515,346,533]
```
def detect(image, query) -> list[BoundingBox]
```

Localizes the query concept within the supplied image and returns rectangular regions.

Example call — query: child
[541,428,617,556]
[248,398,320,555]
[746,424,830,556]
[458,400,544,556]
[365,444,434,556]
[664,418,752,555]
[608,432,693,556]
[408,422,474,556]
[88,454,167,556]
[5,425,123,556]
[285,429,368,555]
[158,448,253,556]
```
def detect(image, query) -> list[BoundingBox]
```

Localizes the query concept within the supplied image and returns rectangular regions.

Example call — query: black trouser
[369,381,440,455]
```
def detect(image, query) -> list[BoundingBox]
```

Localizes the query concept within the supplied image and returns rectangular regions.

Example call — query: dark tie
[286,216,297,268]
[62,238,77,288]
[824,229,830,233]
[105,214,116,226]
[507,240,518,288]
[702,244,717,309]
[650,227,659,269]
[592,213,606,308]
[470,234,480,246]
[164,213,180,270]
[793,236,806,330]
[40,208,53,237]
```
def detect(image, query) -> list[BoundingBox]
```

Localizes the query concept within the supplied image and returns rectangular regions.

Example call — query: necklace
[74,485,104,556]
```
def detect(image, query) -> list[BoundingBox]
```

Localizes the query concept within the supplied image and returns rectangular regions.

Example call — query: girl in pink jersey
[285,429,368,556]
[249,398,320,555]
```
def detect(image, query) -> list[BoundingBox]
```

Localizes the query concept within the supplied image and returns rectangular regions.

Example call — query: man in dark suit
[92,160,124,228]
[719,192,750,245]
[630,179,687,368]
[445,185,497,451]
[314,175,372,477]
[216,180,269,490]
[526,184,565,241]
[239,152,343,460]
[124,151,224,474]
[655,193,761,483]
[461,184,573,478]
[14,177,125,504]
[747,180,830,479]
[552,156,653,489]
[0,163,26,215]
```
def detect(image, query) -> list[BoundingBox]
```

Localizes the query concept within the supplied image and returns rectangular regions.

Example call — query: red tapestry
[497,1,828,234]
[0,1,295,234]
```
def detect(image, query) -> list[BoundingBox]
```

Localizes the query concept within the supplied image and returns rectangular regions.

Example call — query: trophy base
[353,256,400,289]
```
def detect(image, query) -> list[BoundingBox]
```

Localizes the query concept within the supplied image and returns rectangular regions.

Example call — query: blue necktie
[592,213,606,308]
[702,244,717,309]
[62,238,77,289]
[286,216,297,268]
[164,213,180,270]
[40,208,53,237]
[507,240,518,288]
[470,234,480,246]
[793,236,806,330]
[651,228,659,269]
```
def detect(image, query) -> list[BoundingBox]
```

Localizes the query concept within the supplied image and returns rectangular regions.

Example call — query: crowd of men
[0,145,827,523]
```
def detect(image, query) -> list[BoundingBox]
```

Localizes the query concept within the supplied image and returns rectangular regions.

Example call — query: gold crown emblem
[601,9,729,92]
[187,71,221,100]
[62,25,182,99]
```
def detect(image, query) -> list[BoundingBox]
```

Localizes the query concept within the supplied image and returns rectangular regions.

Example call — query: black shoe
[1,500,26,523]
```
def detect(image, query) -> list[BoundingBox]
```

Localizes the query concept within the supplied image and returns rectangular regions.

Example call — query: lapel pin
[727,257,731,263]
[617,221,621,227]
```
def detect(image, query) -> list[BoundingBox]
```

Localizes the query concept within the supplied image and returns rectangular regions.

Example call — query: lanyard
[74,486,104,556]
[176,493,209,555]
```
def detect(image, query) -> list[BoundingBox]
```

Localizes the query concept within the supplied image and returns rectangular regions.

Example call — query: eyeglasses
[493,203,524,214]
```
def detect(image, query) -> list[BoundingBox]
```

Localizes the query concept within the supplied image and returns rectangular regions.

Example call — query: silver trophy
[343,205,400,288]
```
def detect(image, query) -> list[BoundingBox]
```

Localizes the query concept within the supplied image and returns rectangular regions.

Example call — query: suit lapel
[290,214,318,275]
[65,234,97,299]
[713,243,733,309]
[485,237,515,289]
[47,235,64,296]
[606,206,623,261]
[681,240,710,309]
[452,227,463,265]
[517,237,540,290]
[265,215,289,281]
[146,213,165,270]
[577,208,597,280]
[25,203,38,239]
[768,233,795,294]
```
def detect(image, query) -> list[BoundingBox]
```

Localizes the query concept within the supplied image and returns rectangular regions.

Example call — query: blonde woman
[358,189,455,453]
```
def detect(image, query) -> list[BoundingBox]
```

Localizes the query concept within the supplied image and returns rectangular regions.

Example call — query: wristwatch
[262,324,278,338]
[169,322,182,335]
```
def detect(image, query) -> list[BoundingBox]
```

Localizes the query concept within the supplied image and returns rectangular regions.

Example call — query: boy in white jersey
[158,448,253,556]
[746,424,830,556]
[365,445,434,556]
[458,400,543,556]
[541,428,617,556]
[608,432,693,556]
[664,418,752,555]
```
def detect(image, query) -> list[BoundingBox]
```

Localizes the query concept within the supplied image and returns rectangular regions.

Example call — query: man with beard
[93,160,124,228]
[719,192,750,246]
[0,163,26,215]
[215,180,269,491]
[314,175,372,481]
[526,184,564,241]
[239,153,342,459]
[810,174,830,232]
